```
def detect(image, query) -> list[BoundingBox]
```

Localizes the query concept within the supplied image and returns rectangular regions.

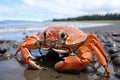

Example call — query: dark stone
[112,32,120,37]
[12,42,19,48]
[111,53,120,60]
[6,40,19,46]
[108,47,119,54]
[112,37,120,43]
[114,72,120,79]
[111,53,120,66]
[104,40,114,47]
[82,65,97,73]
[0,40,5,43]
[0,51,13,61]
[0,48,7,54]
[0,42,10,55]
[112,57,120,66]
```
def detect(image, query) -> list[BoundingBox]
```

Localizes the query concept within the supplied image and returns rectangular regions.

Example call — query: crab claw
[15,47,42,69]
[27,57,43,69]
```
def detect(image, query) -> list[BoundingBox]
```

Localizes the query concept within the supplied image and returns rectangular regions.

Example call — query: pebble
[112,37,120,43]
[0,40,5,44]
[108,47,119,54]
[0,51,13,61]
[0,48,7,54]
[82,65,97,73]
[104,40,114,47]
[12,42,19,48]
[114,72,120,79]
[112,32,120,37]
[112,57,120,66]
[0,40,18,61]
[111,53,120,60]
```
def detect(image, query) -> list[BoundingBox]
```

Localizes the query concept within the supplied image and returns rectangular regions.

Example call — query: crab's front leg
[14,36,42,69]
[55,46,93,72]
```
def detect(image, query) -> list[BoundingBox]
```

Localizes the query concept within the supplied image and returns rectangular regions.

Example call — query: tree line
[52,13,120,21]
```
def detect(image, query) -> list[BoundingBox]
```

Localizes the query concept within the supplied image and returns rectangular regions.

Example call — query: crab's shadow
[34,51,63,68]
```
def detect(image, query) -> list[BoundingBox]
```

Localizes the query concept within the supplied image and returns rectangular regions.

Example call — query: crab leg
[85,34,110,77]
[87,34,108,62]
[55,46,92,72]
[92,45,110,77]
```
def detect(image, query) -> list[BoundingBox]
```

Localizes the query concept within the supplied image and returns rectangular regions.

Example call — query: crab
[14,26,110,77]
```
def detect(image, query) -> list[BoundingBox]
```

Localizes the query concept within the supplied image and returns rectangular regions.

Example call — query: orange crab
[14,26,110,77]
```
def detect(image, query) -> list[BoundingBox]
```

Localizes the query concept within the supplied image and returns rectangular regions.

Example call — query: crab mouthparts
[41,47,68,53]
[52,48,68,53]
[49,42,56,47]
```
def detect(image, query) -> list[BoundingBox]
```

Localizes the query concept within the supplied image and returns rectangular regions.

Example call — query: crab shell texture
[39,26,87,45]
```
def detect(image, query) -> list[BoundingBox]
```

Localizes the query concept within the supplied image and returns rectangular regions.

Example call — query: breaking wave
[0,21,112,33]
[0,27,46,33]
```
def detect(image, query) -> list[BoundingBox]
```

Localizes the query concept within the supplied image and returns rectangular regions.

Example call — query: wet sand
[0,22,120,80]
[82,22,120,32]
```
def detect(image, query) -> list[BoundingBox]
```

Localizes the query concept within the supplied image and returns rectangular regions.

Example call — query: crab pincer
[14,36,43,69]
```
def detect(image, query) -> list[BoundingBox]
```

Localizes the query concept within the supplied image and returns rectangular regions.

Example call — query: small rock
[82,65,97,73]
[0,40,5,43]
[111,53,120,60]
[0,51,13,61]
[107,42,119,54]
[114,72,120,79]
[112,32,120,37]
[112,37,120,43]
[104,40,114,47]
[111,53,120,66]
[0,48,7,54]
[12,42,19,48]
[108,47,119,54]
[112,57,120,66]
[0,42,10,55]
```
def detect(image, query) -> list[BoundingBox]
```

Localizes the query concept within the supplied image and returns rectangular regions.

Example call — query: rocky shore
[83,23,120,79]
[0,23,120,80]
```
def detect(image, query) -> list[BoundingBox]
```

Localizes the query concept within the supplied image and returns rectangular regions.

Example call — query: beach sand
[0,22,120,80]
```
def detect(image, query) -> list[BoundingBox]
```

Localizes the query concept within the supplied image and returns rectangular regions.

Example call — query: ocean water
[0,21,112,42]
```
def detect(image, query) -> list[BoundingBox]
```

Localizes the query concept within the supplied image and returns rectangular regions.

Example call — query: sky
[0,0,120,21]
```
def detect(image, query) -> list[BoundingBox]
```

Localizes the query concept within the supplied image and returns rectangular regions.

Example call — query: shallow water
[0,48,119,80]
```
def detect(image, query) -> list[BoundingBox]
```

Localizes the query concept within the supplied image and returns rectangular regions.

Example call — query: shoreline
[82,22,120,32]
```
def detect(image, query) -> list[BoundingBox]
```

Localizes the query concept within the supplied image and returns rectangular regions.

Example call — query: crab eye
[60,32,67,40]
[61,32,65,38]
[43,32,47,42]
[44,32,46,37]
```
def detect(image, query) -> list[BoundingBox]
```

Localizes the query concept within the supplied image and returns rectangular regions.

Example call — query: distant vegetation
[53,13,120,21]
